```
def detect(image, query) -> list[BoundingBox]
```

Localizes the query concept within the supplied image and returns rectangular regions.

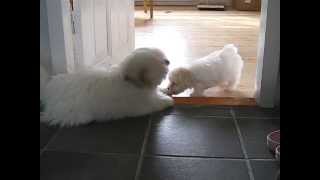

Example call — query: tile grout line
[43,147,276,161]
[40,127,61,156]
[134,116,153,180]
[144,153,277,161]
[145,154,243,160]
[245,159,255,180]
[230,108,255,180]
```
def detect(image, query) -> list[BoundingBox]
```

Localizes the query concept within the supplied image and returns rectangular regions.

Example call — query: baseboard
[135,1,194,6]
[197,4,225,11]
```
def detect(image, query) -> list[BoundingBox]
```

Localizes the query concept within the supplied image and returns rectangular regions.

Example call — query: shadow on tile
[46,116,150,154]
[162,105,232,117]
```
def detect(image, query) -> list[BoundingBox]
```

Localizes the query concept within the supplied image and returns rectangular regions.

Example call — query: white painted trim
[46,0,75,74]
[106,0,113,60]
[72,0,85,71]
[255,0,280,107]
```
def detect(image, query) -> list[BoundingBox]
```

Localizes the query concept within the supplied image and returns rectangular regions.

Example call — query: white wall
[40,0,52,75]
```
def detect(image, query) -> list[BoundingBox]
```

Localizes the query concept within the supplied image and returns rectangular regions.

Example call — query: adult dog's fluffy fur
[166,44,244,96]
[40,48,173,127]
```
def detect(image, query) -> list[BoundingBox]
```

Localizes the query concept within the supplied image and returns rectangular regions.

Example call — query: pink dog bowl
[267,130,280,153]
[275,146,280,161]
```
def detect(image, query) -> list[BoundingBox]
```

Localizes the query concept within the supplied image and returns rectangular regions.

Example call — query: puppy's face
[167,68,193,95]
[122,48,170,89]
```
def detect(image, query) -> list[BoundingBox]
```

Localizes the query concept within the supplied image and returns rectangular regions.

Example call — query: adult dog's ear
[124,68,152,88]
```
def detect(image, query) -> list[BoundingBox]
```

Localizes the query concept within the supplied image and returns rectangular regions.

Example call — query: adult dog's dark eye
[164,59,170,65]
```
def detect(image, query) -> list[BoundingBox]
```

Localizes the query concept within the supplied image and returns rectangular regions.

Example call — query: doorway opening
[134,2,260,105]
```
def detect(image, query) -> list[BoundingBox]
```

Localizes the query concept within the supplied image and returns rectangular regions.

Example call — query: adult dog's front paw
[164,96,174,106]
[159,87,170,95]
[158,96,174,109]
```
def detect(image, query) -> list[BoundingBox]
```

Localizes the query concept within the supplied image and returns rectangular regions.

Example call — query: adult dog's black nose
[164,59,170,65]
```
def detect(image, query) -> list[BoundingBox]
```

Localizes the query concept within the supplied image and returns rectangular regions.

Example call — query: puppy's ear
[174,68,193,86]
[124,68,152,88]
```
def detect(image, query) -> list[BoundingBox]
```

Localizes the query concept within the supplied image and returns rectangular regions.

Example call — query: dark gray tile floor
[237,117,280,158]
[40,151,138,180]
[250,160,280,180]
[40,123,58,149]
[40,106,280,180]
[146,115,244,158]
[139,156,250,180]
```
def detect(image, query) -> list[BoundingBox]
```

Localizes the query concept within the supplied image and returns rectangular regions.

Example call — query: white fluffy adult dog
[166,44,244,96]
[40,48,173,127]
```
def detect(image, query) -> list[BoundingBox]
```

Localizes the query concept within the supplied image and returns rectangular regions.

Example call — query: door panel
[72,0,134,70]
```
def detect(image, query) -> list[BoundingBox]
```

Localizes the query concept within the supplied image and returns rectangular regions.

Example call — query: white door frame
[44,0,280,107]
[255,0,280,107]
[46,0,75,74]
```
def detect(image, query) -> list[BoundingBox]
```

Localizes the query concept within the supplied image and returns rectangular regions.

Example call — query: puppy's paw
[190,91,203,97]
[224,88,235,92]
[227,85,238,91]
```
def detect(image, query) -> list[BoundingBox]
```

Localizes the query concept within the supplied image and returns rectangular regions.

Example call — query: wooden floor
[135,6,260,99]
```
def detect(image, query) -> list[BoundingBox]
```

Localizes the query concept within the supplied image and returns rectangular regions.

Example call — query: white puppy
[166,44,244,96]
[40,48,173,127]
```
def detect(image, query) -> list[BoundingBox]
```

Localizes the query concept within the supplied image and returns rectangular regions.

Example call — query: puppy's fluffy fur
[167,44,244,96]
[40,48,173,127]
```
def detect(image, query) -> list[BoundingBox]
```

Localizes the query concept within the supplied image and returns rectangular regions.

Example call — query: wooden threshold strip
[173,97,256,106]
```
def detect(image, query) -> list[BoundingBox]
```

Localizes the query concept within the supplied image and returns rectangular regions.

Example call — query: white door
[71,0,135,70]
